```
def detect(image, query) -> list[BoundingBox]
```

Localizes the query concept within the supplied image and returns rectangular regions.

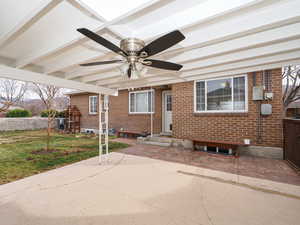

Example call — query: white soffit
[0,0,299,93]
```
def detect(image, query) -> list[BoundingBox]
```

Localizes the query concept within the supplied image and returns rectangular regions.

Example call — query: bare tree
[31,84,61,151]
[0,79,27,113]
[282,65,300,115]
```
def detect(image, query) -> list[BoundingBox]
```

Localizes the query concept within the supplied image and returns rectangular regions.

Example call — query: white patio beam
[51,0,300,82]
[66,0,106,22]
[157,22,300,63]
[0,0,62,49]
[119,58,298,88]
[62,21,300,82]
[84,35,300,84]
[15,0,160,69]
[181,50,300,78]
[154,1,300,58]
[184,59,300,82]
[43,51,110,74]
[0,65,117,96]
[96,72,182,86]
[105,50,300,88]
[181,40,300,72]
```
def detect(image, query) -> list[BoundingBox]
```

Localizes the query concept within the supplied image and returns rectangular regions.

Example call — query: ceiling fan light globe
[141,67,148,76]
[119,63,129,76]
[131,70,140,80]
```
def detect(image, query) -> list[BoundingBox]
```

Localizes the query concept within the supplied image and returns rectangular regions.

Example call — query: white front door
[163,91,172,133]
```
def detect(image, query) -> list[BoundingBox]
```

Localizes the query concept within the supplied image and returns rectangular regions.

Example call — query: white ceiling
[0,0,299,95]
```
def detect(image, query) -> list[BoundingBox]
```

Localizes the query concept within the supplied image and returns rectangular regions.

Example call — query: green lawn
[0,130,129,185]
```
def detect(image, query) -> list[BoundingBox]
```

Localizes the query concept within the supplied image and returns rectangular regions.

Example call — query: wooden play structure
[65,105,81,133]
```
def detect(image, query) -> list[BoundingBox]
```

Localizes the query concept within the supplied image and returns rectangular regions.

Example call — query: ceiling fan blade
[139,30,185,57]
[143,59,183,71]
[80,60,123,66]
[77,28,127,56]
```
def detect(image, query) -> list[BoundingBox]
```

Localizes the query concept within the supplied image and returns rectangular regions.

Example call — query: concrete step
[146,136,175,143]
[141,141,171,147]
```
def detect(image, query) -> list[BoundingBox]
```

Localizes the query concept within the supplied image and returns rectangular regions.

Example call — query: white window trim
[194,75,248,113]
[129,89,155,114]
[89,96,98,115]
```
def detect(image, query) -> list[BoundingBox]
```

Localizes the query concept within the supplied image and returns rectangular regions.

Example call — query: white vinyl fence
[0,117,56,131]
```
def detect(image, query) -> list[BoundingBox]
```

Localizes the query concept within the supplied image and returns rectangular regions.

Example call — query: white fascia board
[0,0,63,49]
[0,65,118,96]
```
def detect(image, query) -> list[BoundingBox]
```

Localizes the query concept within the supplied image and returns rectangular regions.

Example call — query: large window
[195,75,247,113]
[129,90,154,113]
[89,96,98,114]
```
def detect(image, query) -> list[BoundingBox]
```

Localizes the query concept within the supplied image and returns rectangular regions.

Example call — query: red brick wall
[172,68,283,147]
[70,69,283,147]
[69,94,99,129]
[70,87,166,134]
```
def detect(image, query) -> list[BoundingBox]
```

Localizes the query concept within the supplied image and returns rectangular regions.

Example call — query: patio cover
[0,0,300,95]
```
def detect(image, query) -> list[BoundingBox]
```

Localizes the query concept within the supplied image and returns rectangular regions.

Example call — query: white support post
[98,94,109,165]
[150,88,154,137]
[98,93,103,164]
[104,95,109,157]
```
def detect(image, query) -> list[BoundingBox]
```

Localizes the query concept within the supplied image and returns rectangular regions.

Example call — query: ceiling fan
[77,28,185,79]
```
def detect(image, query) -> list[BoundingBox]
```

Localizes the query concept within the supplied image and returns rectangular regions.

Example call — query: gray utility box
[261,104,272,115]
[253,86,264,100]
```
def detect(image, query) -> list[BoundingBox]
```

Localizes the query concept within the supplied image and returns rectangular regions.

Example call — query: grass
[0,130,129,185]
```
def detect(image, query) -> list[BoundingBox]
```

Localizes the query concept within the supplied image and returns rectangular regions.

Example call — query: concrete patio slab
[0,152,300,225]
[117,139,300,186]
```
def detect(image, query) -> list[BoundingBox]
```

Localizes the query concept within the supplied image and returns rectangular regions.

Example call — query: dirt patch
[0,136,40,144]
[31,149,60,155]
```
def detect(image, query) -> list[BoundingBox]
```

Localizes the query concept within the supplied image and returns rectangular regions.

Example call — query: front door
[163,91,172,133]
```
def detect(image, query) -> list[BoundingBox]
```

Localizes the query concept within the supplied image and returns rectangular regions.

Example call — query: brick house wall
[172,68,283,147]
[70,68,283,147]
[70,87,168,134]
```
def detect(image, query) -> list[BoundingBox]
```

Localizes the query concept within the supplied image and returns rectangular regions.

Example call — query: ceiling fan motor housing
[120,38,145,56]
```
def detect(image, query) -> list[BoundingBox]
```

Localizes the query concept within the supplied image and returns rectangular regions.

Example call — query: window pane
[196,81,205,111]
[233,77,246,110]
[136,92,148,112]
[263,70,272,91]
[207,78,232,111]
[90,96,97,113]
[166,95,172,111]
[93,97,98,113]
[130,93,135,112]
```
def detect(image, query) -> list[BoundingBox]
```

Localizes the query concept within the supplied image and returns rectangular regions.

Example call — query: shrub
[40,109,58,118]
[56,110,65,118]
[6,109,32,118]
[40,110,65,118]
